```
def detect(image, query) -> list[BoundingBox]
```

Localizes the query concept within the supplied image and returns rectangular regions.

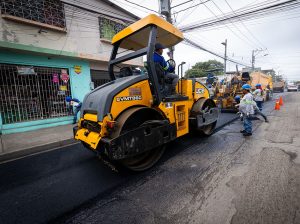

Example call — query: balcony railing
[1,0,66,29]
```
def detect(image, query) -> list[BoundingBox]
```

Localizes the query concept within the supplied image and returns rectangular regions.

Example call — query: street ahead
[1,93,298,224]
[0,108,238,224]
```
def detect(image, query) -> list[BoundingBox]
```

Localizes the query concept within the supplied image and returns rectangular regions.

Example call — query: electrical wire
[123,0,158,13]
[61,0,138,22]
[111,0,157,15]
[183,37,251,67]
[59,5,75,55]
[175,0,196,25]
[172,0,195,8]
[172,0,211,14]
[201,0,257,49]
[223,0,266,49]
[180,0,300,32]
[210,0,260,49]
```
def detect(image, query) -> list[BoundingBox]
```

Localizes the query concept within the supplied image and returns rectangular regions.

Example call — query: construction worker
[235,95,268,122]
[66,96,82,124]
[153,43,179,94]
[238,84,254,136]
[253,83,264,111]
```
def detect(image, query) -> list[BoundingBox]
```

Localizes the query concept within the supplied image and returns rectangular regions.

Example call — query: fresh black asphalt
[0,111,243,224]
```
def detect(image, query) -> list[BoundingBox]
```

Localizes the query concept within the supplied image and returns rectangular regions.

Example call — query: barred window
[0,64,72,124]
[0,0,66,28]
[99,17,127,41]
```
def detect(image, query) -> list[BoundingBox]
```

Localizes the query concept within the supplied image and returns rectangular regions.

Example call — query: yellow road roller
[73,14,218,171]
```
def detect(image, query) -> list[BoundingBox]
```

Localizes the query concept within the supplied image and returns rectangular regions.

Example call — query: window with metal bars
[99,17,127,41]
[0,0,66,28]
[0,64,72,124]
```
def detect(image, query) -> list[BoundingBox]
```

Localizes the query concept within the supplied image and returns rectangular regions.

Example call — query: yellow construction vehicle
[215,72,251,112]
[73,14,218,171]
[250,71,273,101]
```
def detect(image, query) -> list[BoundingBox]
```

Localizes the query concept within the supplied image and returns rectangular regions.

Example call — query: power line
[59,5,76,55]
[111,0,155,15]
[172,0,194,8]
[172,0,211,14]
[223,0,266,49]
[183,37,251,67]
[61,0,137,22]
[175,0,196,25]
[180,0,300,32]
[123,0,158,13]
[201,0,257,49]
[210,0,260,49]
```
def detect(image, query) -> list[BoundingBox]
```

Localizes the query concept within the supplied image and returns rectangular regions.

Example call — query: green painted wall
[0,50,92,134]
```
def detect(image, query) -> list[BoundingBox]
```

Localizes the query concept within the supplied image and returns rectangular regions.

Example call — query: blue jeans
[73,107,81,124]
[243,116,252,134]
[255,101,263,111]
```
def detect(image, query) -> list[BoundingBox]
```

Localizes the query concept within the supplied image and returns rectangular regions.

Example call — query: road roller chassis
[73,14,219,171]
[101,121,176,160]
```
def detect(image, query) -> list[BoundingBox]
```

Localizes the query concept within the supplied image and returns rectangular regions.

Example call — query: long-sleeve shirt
[153,52,173,73]
[252,89,264,101]
[239,93,255,115]
[70,98,82,108]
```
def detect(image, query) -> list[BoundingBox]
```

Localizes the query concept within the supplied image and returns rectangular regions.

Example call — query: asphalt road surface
[52,92,299,224]
[0,96,280,224]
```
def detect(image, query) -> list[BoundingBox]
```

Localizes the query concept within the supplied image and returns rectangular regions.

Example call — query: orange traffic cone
[279,96,283,106]
[274,100,280,110]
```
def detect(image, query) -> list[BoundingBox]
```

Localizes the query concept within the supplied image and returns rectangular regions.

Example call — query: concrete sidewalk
[0,124,76,162]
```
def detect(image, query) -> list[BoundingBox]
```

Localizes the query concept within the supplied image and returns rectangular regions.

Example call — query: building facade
[0,0,140,134]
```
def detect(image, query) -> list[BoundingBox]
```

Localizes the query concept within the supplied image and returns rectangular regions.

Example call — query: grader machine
[73,15,218,171]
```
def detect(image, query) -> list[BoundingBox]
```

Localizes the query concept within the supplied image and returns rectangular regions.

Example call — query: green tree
[185,60,224,78]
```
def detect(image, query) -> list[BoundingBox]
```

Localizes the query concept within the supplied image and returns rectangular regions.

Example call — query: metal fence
[0,0,66,28]
[0,64,72,124]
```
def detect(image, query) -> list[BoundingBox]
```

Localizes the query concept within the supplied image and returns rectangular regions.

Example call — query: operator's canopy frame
[112,14,184,51]
[109,14,184,105]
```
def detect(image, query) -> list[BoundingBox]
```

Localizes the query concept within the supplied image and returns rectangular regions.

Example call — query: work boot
[240,130,246,133]
[243,132,252,136]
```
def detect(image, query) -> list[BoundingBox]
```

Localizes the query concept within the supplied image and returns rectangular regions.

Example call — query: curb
[0,138,77,163]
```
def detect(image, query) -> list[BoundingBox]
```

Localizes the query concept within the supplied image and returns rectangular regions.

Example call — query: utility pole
[251,50,255,70]
[159,0,173,58]
[221,39,227,75]
[251,49,268,71]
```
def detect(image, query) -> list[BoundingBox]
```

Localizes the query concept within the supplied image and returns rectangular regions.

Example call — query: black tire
[113,107,166,172]
[190,98,217,136]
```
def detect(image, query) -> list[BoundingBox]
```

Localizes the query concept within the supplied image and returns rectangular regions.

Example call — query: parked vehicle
[273,81,285,92]
[287,82,298,92]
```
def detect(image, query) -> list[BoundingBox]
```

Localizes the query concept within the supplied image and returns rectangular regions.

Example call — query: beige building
[0,0,142,134]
